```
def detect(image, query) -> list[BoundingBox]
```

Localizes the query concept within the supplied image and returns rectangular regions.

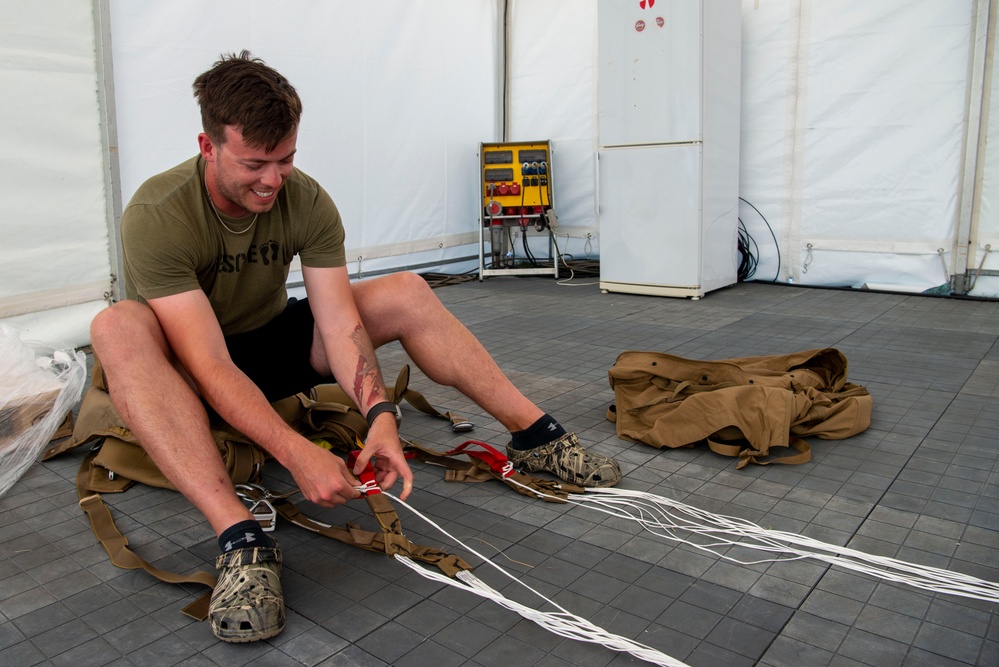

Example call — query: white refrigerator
[597,0,741,299]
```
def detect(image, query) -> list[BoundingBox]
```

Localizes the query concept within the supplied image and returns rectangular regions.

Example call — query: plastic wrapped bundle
[0,324,86,498]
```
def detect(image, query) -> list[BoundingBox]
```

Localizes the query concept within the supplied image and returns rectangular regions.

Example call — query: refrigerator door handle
[594,152,601,217]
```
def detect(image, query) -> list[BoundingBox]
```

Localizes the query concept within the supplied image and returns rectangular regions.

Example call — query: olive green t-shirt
[121,155,346,335]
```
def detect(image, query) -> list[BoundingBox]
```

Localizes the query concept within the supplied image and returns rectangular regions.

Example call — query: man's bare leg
[347,272,544,432]
[90,300,254,536]
[341,272,622,488]
[91,300,286,643]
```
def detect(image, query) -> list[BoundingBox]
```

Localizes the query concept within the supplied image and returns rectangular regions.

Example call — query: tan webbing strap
[399,440,495,482]
[301,395,368,439]
[226,439,265,485]
[365,492,403,535]
[266,494,383,548]
[706,438,744,458]
[76,451,217,620]
[391,365,473,431]
[390,365,473,431]
[405,545,471,578]
[736,437,811,469]
[278,497,473,575]
[235,482,474,578]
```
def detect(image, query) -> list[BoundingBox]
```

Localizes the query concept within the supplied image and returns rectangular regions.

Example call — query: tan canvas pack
[607,348,872,468]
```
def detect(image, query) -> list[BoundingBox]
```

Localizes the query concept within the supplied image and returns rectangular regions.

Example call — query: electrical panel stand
[478,141,559,280]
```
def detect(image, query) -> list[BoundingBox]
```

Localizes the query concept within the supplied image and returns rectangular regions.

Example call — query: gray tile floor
[2,278,998,666]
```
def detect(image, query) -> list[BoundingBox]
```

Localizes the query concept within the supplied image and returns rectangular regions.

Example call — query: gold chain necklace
[205,171,258,235]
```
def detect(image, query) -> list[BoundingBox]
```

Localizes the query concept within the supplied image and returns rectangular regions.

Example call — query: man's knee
[90,300,165,357]
[388,271,434,299]
[354,271,436,309]
[352,272,442,345]
[92,300,150,338]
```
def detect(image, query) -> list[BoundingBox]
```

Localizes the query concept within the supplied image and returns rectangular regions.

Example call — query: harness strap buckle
[235,483,278,532]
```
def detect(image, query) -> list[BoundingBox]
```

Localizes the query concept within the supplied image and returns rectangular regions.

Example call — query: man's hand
[351,414,414,500]
[285,439,364,507]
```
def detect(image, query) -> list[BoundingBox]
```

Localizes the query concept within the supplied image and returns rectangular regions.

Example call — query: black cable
[737,217,760,281]
[521,222,539,266]
[739,196,780,282]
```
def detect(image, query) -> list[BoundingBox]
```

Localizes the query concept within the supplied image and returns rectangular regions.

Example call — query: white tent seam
[344,232,480,262]
[797,240,953,254]
[0,281,111,319]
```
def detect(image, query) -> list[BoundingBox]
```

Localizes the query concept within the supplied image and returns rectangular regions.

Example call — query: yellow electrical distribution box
[478,140,559,280]
[481,141,553,212]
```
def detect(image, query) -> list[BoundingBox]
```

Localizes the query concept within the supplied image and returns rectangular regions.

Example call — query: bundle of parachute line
[358,439,999,667]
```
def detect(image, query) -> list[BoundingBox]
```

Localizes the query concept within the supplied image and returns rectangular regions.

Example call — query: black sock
[510,414,567,450]
[218,519,274,553]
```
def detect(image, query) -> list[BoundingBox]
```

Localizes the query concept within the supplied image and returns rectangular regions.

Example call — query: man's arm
[147,288,364,507]
[302,265,414,499]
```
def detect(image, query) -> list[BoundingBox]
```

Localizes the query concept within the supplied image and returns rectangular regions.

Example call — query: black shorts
[224,298,332,401]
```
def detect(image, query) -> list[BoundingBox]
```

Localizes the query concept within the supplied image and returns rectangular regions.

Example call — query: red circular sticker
[656,16,665,28]
[640,0,655,8]
[635,20,646,32]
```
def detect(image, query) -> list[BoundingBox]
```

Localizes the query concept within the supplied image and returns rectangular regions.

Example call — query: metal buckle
[235,483,277,532]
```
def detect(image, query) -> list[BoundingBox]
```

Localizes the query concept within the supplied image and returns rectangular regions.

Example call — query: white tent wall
[509,1,989,295]
[0,0,114,347]
[5,2,999,354]
[506,0,600,264]
[762,0,974,292]
[109,0,501,288]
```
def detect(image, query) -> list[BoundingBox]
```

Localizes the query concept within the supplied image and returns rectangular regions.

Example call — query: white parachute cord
[589,487,999,603]
[393,556,687,666]
[501,480,999,604]
[384,492,689,667]
[384,491,573,615]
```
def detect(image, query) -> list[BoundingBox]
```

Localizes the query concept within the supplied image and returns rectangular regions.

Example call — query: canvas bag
[607,348,872,468]
[45,357,270,492]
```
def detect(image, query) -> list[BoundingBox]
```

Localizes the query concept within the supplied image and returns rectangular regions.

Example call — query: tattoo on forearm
[350,324,385,409]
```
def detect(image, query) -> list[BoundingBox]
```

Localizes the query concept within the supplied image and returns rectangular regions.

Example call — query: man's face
[200,125,298,217]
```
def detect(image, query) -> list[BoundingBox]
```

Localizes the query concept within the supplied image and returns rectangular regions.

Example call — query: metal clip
[355,480,381,496]
[235,483,278,532]
[451,420,474,433]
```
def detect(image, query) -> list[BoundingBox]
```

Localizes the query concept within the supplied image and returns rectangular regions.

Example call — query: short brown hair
[192,50,302,151]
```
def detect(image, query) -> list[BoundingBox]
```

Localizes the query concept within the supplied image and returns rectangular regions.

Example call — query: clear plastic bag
[0,324,86,498]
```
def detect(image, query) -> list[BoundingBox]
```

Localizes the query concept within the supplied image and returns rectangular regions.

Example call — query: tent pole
[953,0,994,294]
[501,0,510,142]
[92,0,124,303]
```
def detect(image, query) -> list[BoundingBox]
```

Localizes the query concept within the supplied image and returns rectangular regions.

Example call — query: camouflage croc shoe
[507,432,621,488]
[210,545,285,642]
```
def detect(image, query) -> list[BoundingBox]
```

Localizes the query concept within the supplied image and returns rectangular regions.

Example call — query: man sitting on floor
[89,50,621,643]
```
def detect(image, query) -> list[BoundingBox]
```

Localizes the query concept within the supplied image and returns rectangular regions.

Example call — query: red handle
[445,440,513,477]
[347,450,381,494]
